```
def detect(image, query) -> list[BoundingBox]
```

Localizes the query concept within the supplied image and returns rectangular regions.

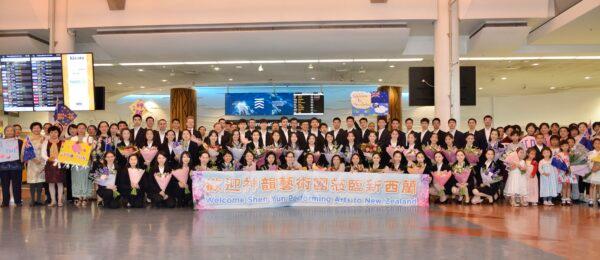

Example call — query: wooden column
[378,85,403,128]
[170,88,196,125]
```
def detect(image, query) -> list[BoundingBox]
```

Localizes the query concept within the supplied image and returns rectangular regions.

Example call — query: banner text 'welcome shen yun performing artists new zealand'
[192,170,430,209]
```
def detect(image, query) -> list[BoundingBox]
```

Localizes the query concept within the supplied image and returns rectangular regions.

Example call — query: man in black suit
[278,116,290,146]
[185,116,201,139]
[130,114,146,147]
[213,122,231,146]
[475,115,494,151]
[345,116,361,145]
[446,118,465,148]
[533,133,547,161]
[389,118,407,146]
[329,117,347,145]
[145,116,160,144]
[298,121,311,147]
[170,119,183,142]
[358,117,370,144]
[404,118,418,147]
[309,117,325,147]
[376,117,390,146]
[431,118,446,146]
[417,118,432,147]
[156,119,168,146]
[258,119,272,147]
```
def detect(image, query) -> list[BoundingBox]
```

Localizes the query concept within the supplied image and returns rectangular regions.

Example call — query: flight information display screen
[1,55,34,111]
[293,92,324,115]
[31,54,64,111]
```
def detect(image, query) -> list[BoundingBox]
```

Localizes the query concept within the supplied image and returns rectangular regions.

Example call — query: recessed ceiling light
[140,86,146,89]
[117,82,122,85]
[389,65,395,68]
[235,65,243,69]
[584,76,592,80]
[170,72,175,76]
[478,87,483,90]
[137,68,144,72]
[378,78,383,82]
[213,67,220,71]
[161,79,167,82]
[501,77,507,80]
[532,63,539,66]
[311,77,316,80]
[549,86,556,90]
[308,64,314,69]
[228,78,233,81]
[258,65,264,72]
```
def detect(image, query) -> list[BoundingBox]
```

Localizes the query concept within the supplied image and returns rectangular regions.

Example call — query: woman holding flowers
[116,154,146,208]
[472,149,504,204]
[451,150,475,203]
[95,151,120,209]
[146,152,177,208]
[428,151,453,203]
[386,151,406,173]
[172,151,193,207]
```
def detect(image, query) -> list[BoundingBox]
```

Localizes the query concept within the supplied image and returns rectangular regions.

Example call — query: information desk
[192,171,430,209]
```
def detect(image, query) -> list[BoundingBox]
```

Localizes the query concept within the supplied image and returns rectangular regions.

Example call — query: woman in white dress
[26,122,46,206]
[585,139,600,207]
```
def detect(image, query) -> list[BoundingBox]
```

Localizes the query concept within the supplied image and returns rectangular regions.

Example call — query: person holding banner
[146,152,177,208]
[26,122,47,206]
[70,123,95,207]
[0,126,24,207]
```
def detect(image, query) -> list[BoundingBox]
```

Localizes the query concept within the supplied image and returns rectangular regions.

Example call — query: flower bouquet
[118,145,139,158]
[432,170,452,197]
[243,163,257,171]
[403,148,418,162]
[407,162,426,174]
[172,167,190,194]
[207,145,222,162]
[228,146,246,162]
[481,164,502,186]
[504,151,520,168]
[569,144,591,177]
[140,146,158,165]
[253,148,266,168]
[92,167,120,198]
[154,171,172,196]
[452,164,472,196]
[265,144,284,159]
[386,145,404,158]
[422,145,440,161]
[442,148,457,164]
[464,146,482,165]
[172,141,184,158]
[128,168,145,196]
[324,144,343,165]
[360,143,381,162]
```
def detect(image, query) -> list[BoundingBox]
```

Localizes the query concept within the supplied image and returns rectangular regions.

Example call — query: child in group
[504,148,528,207]
[555,140,577,205]
[585,139,600,207]
[524,148,539,206]
[539,147,559,206]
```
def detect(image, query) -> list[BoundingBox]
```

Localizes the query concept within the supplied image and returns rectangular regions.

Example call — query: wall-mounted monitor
[0,53,95,112]
[225,93,294,116]
[293,92,324,115]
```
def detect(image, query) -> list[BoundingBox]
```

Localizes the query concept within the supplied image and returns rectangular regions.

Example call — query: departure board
[1,55,34,111]
[293,93,324,115]
[0,53,95,112]
[31,54,64,111]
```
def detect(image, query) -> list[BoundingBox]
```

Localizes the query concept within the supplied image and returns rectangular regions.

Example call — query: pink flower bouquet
[140,147,158,164]
[503,151,520,167]
[386,146,403,158]
[172,167,190,194]
[403,148,417,162]
[128,168,145,195]
[453,166,471,196]
[442,149,457,164]
[154,172,172,192]
[464,148,482,165]
[422,145,437,161]
[432,170,452,196]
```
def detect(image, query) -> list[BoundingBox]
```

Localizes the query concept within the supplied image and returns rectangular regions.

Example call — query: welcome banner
[58,140,92,166]
[191,170,430,210]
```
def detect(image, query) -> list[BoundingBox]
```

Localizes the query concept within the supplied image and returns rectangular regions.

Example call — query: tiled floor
[1,203,596,259]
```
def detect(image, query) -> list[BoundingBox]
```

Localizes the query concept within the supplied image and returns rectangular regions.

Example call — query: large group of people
[1,114,599,209]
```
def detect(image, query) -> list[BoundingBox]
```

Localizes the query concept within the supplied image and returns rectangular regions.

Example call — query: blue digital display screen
[225,93,294,116]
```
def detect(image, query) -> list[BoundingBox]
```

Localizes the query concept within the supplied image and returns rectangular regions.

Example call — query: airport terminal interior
[1,0,600,259]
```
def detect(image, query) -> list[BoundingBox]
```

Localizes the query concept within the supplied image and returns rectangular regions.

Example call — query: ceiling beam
[370,0,388,3]
[107,0,126,10]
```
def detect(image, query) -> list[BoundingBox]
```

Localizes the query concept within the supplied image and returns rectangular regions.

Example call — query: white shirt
[378,129,385,139]
[260,130,268,145]
[484,127,492,141]
[333,129,340,139]
[159,131,166,143]
[133,126,141,139]
[310,129,320,137]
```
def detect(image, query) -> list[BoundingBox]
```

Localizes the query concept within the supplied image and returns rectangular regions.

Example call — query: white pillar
[49,0,75,54]
[434,0,460,130]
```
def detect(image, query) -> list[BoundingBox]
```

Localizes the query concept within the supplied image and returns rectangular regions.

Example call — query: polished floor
[2,203,598,259]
